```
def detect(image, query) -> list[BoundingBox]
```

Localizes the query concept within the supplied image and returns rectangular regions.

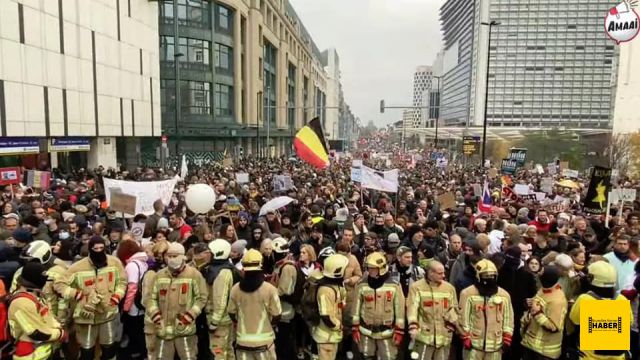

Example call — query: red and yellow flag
[293,117,329,169]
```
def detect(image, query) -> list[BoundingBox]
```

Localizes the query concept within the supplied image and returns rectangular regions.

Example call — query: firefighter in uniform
[9,262,67,360]
[270,237,298,360]
[459,259,514,360]
[141,240,169,360]
[569,261,632,360]
[312,253,349,360]
[146,242,208,360]
[407,260,459,360]
[521,265,568,360]
[206,239,240,360]
[54,236,126,360]
[227,249,282,360]
[352,252,405,360]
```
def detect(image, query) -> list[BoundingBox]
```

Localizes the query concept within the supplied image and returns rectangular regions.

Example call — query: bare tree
[604,133,631,176]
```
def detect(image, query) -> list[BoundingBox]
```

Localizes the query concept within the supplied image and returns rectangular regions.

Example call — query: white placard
[514,184,530,195]
[562,169,579,178]
[536,164,544,174]
[236,173,250,184]
[130,222,145,243]
[610,189,637,203]
[352,160,363,167]
[472,184,482,196]
[103,177,178,216]
[534,192,547,201]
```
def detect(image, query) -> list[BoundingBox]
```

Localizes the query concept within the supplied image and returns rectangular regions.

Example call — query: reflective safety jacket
[147,265,208,340]
[228,281,282,348]
[54,255,126,325]
[142,269,158,335]
[459,285,514,353]
[352,277,405,339]
[407,279,458,348]
[521,284,567,359]
[271,260,297,322]
[569,292,632,360]
[206,267,234,326]
[312,284,347,344]
[9,291,65,360]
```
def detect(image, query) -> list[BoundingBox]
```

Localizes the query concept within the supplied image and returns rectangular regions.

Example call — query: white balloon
[185,184,216,214]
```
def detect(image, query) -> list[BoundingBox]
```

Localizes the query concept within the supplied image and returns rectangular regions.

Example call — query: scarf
[614,250,630,262]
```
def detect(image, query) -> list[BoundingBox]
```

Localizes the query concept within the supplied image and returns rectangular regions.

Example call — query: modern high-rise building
[158,0,332,160]
[410,65,432,127]
[438,0,618,129]
[0,0,160,169]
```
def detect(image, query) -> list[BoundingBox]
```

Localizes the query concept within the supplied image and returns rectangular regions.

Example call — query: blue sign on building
[0,137,40,155]
[49,137,91,152]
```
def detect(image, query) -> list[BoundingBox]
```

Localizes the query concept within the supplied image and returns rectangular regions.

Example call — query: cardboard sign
[514,184,531,195]
[535,192,547,201]
[0,167,21,186]
[488,168,498,178]
[110,192,137,215]
[562,169,579,179]
[236,173,250,184]
[437,192,457,210]
[541,178,554,194]
[130,222,145,243]
[273,175,294,192]
[559,161,569,171]
[536,164,545,174]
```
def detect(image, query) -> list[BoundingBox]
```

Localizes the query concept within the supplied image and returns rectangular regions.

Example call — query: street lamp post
[173,0,184,156]
[481,20,500,167]
[266,85,271,158]
[432,75,442,149]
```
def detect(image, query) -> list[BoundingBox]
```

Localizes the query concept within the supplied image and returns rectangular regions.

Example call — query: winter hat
[19,262,48,289]
[539,265,560,289]
[387,233,401,249]
[231,239,248,254]
[157,218,169,229]
[554,253,573,270]
[505,245,522,260]
[238,211,250,221]
[88,235,105,249]
[13,228,33,244]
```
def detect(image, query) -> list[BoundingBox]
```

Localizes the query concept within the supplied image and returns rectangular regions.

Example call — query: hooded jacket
[123,251,149,316]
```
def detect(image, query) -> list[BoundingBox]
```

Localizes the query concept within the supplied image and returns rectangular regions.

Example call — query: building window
[160,36,210,69]
[160,0,210,28]
[303,76,308,122]
[160,80,211,115]
[216,3,233,32]
[287,63,296,128]
[263,40,277,124]
[215,83,233,116]
[214,43,233,71]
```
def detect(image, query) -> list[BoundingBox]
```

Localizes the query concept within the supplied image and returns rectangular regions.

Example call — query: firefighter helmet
[588,260,617,288]
[475,259,498,281]
[208,239,231,260]
[272,237,290,254]
[21,240,52,264]
[323,254,349,279]
[365,252,389,276]
[242,249,263,271]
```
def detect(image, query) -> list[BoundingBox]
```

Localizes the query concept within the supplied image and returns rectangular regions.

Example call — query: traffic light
[380,100,385,113]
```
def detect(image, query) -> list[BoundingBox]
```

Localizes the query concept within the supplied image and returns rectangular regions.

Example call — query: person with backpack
[118,240,149,360]
[352,252,405,360]
[9,262,67,360]
[270,237,302,360]
[206,239,240,360]
[311,253,349,360]
[227,249,282,360]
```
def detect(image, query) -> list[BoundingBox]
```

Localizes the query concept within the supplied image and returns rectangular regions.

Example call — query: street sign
[463,136,480,155]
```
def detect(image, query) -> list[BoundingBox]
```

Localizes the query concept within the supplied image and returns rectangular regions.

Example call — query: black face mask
[89,249,107,268]
[476,277,498,297]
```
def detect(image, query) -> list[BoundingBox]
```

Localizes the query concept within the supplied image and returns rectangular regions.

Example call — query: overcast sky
[289,0,445,127]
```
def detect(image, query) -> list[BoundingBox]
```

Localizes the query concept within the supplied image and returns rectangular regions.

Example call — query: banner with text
[103,177,178,215]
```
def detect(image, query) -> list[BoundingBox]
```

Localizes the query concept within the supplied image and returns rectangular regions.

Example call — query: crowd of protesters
[0,148,639,360]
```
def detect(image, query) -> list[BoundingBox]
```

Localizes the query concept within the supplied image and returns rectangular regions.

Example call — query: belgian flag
[293,117,329,169]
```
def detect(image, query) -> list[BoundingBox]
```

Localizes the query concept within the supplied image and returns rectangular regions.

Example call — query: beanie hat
[13,228,33,244]
[167,242,186,256]
[387,233,401,249]
[554,253,573,270]
[231,239,248,254]
[157,217,169,229]
[19,262,48,289]
[88,235,105,250]
[539,265,560,289]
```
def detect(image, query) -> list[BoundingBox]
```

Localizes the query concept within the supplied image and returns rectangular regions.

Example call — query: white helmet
[208,239,231,260]
[272,237,290,254]
[21,240,52,264]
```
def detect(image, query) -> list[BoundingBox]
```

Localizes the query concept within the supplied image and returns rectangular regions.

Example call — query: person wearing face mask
[521,265,568,360]
[407,260,458,360]
[9,262,68,360]
[352,252,405,360]
[146,242,208,360]
[54,236,127,360]
[497,246,538,360]
[205,239,240,360]
[141,240,169,360]
[459,259,514,360]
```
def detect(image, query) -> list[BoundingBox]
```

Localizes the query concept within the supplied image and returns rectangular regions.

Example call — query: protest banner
[437,192,456,210]
[361,166,399,193]
[0,167,21,186]
[103,177,178,215]
[236,173,250,184]
[501,159,518,175]
[582,166,612,214]
[509,148,527,166]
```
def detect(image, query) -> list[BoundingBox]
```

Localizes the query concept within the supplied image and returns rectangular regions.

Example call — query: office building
[159,0,331,159]
[439,0,617,129]
[0,0,160,169]
[410,65,432,127]
[322,48,340,140]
